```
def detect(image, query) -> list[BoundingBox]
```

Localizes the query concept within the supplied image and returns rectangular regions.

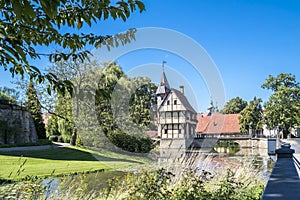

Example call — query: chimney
[179,86,184,94]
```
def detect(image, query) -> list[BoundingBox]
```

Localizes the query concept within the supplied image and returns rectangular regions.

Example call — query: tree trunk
[282,129,289,139]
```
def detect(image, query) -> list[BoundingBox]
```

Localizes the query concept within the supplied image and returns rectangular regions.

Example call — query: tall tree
[45,59,98,144]
[0,87,19,104]
[96,62,125,134]
[239,97,263,134]
[221,97,248,114]
[45,60,156,151]
[26,80,46,139]
[46,92,75,142]
[262,73,299,92]
[0,0,145,93]
[262,73,300,138]
[129,77,157,129]
[95,62,156,153]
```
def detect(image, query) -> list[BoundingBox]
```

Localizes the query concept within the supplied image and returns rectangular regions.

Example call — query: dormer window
[174,100,177,105]
[167,100,170,105]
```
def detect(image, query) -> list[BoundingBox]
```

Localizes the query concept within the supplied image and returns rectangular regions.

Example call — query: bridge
[261,142,300,200]
[191,135,268,149]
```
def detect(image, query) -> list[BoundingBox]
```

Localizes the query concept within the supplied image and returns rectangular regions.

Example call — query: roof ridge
[172,88,197,113]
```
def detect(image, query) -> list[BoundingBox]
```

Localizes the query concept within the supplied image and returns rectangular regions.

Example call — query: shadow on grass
[0,147,142,164]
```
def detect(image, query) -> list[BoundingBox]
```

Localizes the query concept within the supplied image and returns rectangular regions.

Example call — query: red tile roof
[146,130,158,138]
[196,112,241,134]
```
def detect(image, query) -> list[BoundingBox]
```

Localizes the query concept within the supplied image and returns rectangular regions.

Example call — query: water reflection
[214,147,239,154]
[213,140,240,155]
[159,145,275,180]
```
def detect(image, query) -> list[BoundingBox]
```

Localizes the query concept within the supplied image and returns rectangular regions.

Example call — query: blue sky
[1,0,300,112]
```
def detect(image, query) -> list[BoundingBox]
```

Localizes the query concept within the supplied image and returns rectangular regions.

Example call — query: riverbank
[0,145,150,181]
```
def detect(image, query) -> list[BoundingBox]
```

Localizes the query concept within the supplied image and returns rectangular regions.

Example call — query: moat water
[159,142,275,180]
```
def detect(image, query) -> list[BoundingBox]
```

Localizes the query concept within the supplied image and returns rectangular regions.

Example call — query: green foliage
[0,177,46,199]
[239,97,263,133]
[211,168,265,200]
[101,168,175,200]
[213,169,241,200]
[129,77,157,128]
[107,130,154,153]
[126,169,174,200]
[45,59,96,145]
[221,97,248,114]
[46,114,74,142]
[0,162,265,199]
[214,141,241,155]
[44,60,84,142]
[102,168,265,200]
[262,73,300,137]
[49,135,58,142]
[172,169,211,200]
[214,141,239,148]
[26,80,46,139]
[0,139,51,148]
[45,60,156,151]
[262,73,299,92]
[46,116,60,137]
[0,87,19,104]
[0,0,145,95]
[96,62,125,133]
[0,146,147,181]
[95,62,157,153]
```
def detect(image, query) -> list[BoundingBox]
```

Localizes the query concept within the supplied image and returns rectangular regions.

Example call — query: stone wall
[0,104,38,144]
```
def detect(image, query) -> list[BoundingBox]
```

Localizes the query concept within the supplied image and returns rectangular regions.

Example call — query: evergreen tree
[26,80,46,139]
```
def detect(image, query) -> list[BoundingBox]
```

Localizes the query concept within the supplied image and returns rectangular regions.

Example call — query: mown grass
[0,146,151,181]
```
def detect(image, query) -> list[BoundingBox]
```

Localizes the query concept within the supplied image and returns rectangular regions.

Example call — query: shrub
[57,136,63,143]
[107,130,154,153]
[76,135,83,146]
[101,167,265,200]
[62,135,71,143]
[49,135,58,142]
[0,165,266,199]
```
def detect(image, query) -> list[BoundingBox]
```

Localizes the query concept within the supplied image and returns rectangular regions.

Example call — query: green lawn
[0,146,150,180]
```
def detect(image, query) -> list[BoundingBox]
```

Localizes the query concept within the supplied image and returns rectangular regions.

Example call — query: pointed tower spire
[159,71,170,89]
[156,61,170,96]
[162,60,166,72]
[161,60,170,88]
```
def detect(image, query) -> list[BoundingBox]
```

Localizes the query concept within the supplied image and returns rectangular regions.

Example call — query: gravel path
[0,142,71,152]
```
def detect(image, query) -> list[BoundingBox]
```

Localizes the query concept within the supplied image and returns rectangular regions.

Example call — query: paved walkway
[0,142,70,152]
[262,139,300,200]
[262,158,300,199]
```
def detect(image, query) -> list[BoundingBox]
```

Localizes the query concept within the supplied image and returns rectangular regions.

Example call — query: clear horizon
[1,0,300,112]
